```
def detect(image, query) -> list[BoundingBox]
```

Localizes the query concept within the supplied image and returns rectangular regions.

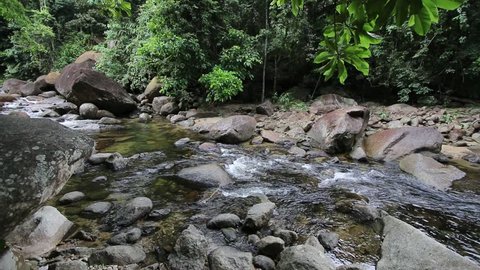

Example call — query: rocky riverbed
[1,53,480,270]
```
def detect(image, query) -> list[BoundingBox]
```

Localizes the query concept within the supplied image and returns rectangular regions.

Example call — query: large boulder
[277,244,335,270]
[308,106,369,154]
[6,206,73,257]
[55,62,136,115]
[143,77,162,102]
[363,127,443,161]
[208,246,254,270]
[399,153,466,190]
[75,50,101,64]
[2,78,27,95]
[309,94,357,115]
[177,163,233,189]
[168,225,209,270]
[209,115,256,144]
[0,115,94,239]
[377,215,479,270]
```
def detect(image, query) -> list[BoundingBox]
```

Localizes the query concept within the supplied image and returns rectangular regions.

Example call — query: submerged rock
[0,115,93,239]
[209,115,256,144]
[377,215,479,270]
[177,163,233,188]
[168,225,209,270]
[399,153,466,190]
[6,206,73,257]
[208,246,254,270]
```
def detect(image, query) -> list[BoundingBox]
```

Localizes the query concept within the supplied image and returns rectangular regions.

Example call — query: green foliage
[54,33,93,70]
[87,0,132,19]
[199,66,243,103]
[273,92,308,111]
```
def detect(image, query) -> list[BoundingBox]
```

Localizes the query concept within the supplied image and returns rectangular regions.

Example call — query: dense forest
[0,0,478,106]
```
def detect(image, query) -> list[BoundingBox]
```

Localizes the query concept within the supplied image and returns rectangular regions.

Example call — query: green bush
[273,92,308,111]
[199,66,243,103]
[53,33,93,70]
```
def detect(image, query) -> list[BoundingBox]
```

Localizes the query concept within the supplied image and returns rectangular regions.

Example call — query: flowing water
[49,118,480,267]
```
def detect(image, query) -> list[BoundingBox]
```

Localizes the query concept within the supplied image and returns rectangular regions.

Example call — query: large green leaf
[410,6,432,35]
[337,60,348,84]
[434,0,463,10]
[314,51,333,64]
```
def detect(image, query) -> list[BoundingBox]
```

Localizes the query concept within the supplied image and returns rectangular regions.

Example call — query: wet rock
[248,234,261,245]
[143,77,162,102]
[89,245,146,266]
[170,114,186,123]
[399,153,466,191]
[139,113,152,123]
[83,201,112,217]
[0,94,18,102]
[174,137,191,147]
[288,146,306,157]
[304,235,325,253]
[79,103,99,119]
[148,209,171,220]
[349,146,367,161]
[152,96,173,114]
[105,152,128,171]
[98,117,121,125]
[55,62,137,115]
[53,102,78,115]
[377,215,479,270]
[221,228,237,242]
[51,260,88,270]
[308,106,369,154]
[309,94,358,115]
[112,197,153,227]
[258,236,285,258]
[88,153,113,164]
[244,202,276,231]
[198,142,220,153]
[335,200,380,222]
[208,246,254,270]
[92,175,108,182]
[6,206,73,257]
[177,163,233,188]
[207,213,242,229]
[251,136,264,145]
[108,228,142,245]
[209,115,257,144]
[0,248,17,270]
[59,191,85,204]
[168,225,208,270]
[0,115,93,239]
[97,110,116,119]
[277,243,335,270]
[273,229,298,246]
[253,255,276,270]
[256,100,274,116]
[364,127,443,161]
[317,231,339,251]
[3,78,27,95]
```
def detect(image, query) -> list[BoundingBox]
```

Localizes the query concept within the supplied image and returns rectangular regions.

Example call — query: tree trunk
[261,0,268,103]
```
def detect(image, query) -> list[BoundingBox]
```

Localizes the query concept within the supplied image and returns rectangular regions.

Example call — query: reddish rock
[75,50,101,64]
[261,130,284,144]
[3,79,27,95]
[0,94,17,102]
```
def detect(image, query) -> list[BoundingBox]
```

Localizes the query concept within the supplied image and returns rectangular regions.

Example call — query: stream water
[49,118,480,267]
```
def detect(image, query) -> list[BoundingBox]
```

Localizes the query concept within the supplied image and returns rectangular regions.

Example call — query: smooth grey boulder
[317,230,339,251]
[89,245,146,266]
[0,115,94,239]
[177,163,233,189]
[399,153,466,191]
[277,244,335,270]
[253,255,276,270]
[6,206,73,257]
[273,229,298,246]
[207,213,242,229]
[83,201,112,217]
[244,202,276,231]
[108,228,142,245]
[59,191,85,204]
[79,103,98,119]
[208,246,254,270]
[363,127,443,161]
[168,225,209,270]
[377,215,480,270]
[55,62,136,115]
[258,236,285,257]
[51,260,88,270]
[112,197,153,227]
[209,115,256,144]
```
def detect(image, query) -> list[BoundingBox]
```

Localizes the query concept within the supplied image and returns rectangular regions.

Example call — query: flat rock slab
[399,153,466,190]
[377,215,480,270]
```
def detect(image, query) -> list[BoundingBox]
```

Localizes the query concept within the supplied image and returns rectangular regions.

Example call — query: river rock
[105,152,128,171]
[208,246,254,270]
[273,229,298,246]
[0,115,93,239]
[168,225,209,270]
[89,245,146,266]
[111,197,153,227]
[309,94,358,115]
[336,264,370,270]
[171,114,186,124]
[53,102,78,115]
[152,96,173,114]
[244,202,276,231]
[261,130,286,144]
[2,78,27,95]
[207,213,242,229]
[399,153,466,190]
[209,115,256,144]
[317,230,339,251]
[83,201,112,216]
[51,260,88,270]
[143,76,162,101]
[160,102,179,116]
[0,94,17,103]
[258,236,285,257]
[256,100,274,116]
[386,103,418,115]
[97,110,116,119]
[177,163,233,188]
[308,106,369,154]
[253,255,276,270]
[277,243,335,270]
[108,228,142,245]
[6,206,73,257]
[59,191,85,204]
[139,113,152,123]
[377,215,479,270]
[88,153,113,164]
[363,127,443,161]
[55,62,136,115]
